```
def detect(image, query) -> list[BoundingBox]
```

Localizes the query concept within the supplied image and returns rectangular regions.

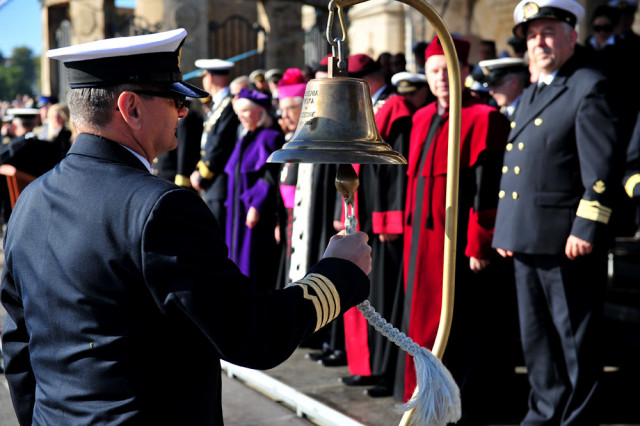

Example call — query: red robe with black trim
[403,95,509,401]
[343,95,414,376]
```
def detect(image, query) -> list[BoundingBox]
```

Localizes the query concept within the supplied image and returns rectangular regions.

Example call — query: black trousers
[513,250,607,426]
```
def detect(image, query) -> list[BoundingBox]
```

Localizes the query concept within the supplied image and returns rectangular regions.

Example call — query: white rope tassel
[342,199,460,425]
[357,300,461,425]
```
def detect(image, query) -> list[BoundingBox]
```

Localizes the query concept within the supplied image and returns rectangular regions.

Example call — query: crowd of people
[1,0,640,423]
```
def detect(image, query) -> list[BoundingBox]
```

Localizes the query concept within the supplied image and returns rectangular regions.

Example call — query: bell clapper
[335,164,359,234]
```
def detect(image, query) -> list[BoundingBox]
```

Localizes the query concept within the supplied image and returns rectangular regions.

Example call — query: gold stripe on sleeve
[197,160,214,179]
[292,273,341,332]
[308,274,339,324]
[576,199,612,224]
[305,279,330,328]
[297,284,323,332]
[313,274,341,323]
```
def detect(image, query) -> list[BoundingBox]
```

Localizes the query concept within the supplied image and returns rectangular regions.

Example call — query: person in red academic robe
[340,72,433,397]
[401,36,515,423]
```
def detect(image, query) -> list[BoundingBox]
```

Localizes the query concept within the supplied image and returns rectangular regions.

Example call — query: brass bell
[267,77,407,165]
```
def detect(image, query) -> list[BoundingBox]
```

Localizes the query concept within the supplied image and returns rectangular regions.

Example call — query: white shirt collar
[121,145,152,173]
[538,71,557,86]
[213,86,230,107]
[505,96,522,116]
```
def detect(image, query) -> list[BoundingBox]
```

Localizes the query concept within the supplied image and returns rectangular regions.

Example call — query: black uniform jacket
[493,55,622,254]
[197,94,240,200]
[1,133,369,425]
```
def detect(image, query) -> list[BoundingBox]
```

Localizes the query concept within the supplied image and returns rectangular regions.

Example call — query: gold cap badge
[523,2,540,19]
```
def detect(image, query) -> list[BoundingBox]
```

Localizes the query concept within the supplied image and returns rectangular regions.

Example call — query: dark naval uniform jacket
[493,56,621,254]
[0,133,369,425]
[196,91,240,202]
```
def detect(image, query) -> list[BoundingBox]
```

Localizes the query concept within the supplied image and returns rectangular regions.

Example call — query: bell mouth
[267,141,407,164]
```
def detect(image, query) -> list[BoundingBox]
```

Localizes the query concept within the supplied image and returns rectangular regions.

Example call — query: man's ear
[117,92,143,130]
[568,29,578,48]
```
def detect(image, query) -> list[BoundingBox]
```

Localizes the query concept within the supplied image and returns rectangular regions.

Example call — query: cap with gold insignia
[391,72,428,94]
[265,68,283,83]
[466,75,491,93]
[478,57,529,87]
[513,0,585,38]
[47,28,208,99]
[194,58,234,75]
[249,69,266,84]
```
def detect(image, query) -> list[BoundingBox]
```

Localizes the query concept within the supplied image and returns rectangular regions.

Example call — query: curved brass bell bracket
[267,1,463,423]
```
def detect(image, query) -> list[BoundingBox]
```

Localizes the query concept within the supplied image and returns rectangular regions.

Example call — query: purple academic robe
[224,127,284,291]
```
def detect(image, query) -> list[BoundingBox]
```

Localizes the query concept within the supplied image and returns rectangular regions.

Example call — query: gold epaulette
[290,273,341,332]
[174,174,191,188]
[624,173,640,198]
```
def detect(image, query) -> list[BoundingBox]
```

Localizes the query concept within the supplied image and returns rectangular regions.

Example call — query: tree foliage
[0,46,39,101]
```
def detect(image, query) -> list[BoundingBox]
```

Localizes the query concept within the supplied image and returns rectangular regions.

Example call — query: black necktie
[532,82,546,101]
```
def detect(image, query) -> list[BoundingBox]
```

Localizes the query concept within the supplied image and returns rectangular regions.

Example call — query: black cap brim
[168,81,209,98]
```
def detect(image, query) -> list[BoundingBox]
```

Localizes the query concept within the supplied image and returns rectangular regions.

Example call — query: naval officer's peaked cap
[194,59,235,74]
[478,57,529,86]
[513,0,585,38]
[47,28,209,99]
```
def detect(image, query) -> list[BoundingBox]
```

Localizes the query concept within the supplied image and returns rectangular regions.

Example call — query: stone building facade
[40,0,640,99]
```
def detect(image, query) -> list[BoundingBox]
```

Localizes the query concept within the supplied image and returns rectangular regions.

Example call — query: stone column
[347,0,405,59]
[69,0,108,45]
[41,2,52,98]
[164,0,209,76]
[259,0,304,69]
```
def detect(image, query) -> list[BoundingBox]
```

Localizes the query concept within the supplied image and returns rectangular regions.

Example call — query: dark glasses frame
[132,90,187,110]
[592,24,614,33]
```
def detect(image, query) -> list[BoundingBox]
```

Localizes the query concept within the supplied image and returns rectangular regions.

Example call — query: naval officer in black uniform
[492,0,623,424]
[478,57,530,121]
[190,58,239,235]
[1,29,371,426]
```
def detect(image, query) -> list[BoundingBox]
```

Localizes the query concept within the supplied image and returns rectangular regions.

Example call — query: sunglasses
[132,90,187,110]
[593,24,614,32]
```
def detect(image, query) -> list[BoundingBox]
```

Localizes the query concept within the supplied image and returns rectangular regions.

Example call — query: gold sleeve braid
[576,199,612,224]
[291,273,341,332]
[196,160,214,179]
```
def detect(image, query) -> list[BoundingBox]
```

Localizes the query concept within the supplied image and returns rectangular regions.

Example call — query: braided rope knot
[345,211,460,425]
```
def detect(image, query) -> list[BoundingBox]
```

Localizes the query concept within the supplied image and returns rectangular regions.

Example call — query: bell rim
[267,148,407,165]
